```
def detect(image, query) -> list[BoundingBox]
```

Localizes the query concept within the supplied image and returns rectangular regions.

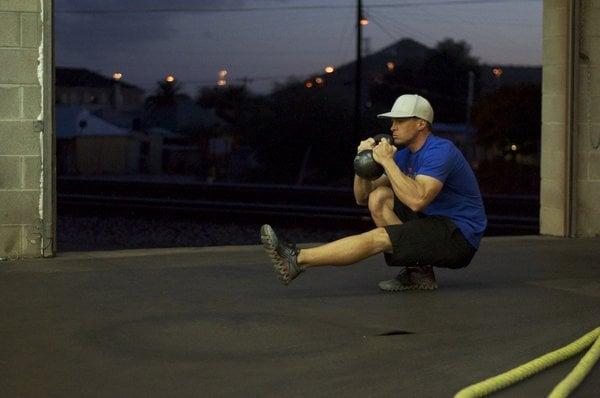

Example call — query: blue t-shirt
[394,134,487,249]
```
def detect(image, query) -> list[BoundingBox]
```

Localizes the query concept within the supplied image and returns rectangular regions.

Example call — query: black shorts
[383,196,477,269]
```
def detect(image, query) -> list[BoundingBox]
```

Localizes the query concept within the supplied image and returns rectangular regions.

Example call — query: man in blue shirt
[261,94,487,291]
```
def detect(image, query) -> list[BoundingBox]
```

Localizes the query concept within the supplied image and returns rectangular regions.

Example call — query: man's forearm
[380,159,425,211]
[353,175,372,205]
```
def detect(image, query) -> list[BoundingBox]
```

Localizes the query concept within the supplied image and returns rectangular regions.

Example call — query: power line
[55,0,540,15]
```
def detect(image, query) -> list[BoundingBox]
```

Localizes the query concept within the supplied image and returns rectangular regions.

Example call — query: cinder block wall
[541,1,569,236]
[541,0,600,237]
[575,0,600,236]
[0,0,50,257]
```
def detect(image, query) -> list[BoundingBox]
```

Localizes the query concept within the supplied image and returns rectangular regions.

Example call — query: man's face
[389,117,422,145]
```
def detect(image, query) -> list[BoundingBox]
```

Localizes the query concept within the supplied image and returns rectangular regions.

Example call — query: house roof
[56,105,130,138]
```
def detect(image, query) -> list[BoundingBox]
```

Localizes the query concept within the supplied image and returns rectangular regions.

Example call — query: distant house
[55,67,145,112]
[144,100,233,176]
[142,126,200,175]
[56,105,138,175]
[55,67,237,178]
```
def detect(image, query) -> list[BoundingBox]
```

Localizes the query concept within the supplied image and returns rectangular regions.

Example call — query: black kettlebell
[353,134,393,180]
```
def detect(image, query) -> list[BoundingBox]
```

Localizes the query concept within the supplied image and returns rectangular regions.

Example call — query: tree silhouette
[369,38,481,123]
[471,83,541,154]
[146,80,188,109]
[144,80,191,131]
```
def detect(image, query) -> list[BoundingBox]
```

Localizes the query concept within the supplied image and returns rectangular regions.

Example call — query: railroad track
[58,176,539,234]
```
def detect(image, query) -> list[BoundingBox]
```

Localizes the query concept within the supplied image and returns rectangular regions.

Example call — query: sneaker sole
[378,282,438,292]
[260,224,290,285]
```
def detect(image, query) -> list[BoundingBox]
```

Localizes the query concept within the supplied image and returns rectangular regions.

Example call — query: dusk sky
[55,0,542,95]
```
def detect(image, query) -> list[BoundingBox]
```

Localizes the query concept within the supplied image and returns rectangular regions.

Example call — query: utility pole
[354,0,363,141]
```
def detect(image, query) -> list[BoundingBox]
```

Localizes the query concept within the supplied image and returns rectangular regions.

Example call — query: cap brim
[377,112,414,119]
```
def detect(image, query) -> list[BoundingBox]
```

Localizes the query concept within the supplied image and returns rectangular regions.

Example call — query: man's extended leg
[260,224,391,285]
[297,227,392,268]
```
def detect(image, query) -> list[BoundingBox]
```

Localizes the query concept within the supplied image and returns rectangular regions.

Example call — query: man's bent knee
[367,186,394,215]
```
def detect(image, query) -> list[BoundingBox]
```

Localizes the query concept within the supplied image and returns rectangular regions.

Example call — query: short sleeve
[416,144,454,183]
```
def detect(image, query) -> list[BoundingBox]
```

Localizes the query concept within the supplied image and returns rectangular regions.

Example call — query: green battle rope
[454,327,600,398]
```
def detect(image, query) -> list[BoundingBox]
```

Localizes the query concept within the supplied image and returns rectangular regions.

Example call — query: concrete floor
[1,236,599,397]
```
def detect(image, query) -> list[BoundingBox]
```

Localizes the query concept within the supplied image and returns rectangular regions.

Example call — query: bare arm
[354,174,390,206]
[373,141,443,212]
[353,137,391,205]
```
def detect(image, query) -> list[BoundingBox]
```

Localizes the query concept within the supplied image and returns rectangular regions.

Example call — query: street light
[324,66,335,74]
[165,75,176,83]
[112,72,123,81]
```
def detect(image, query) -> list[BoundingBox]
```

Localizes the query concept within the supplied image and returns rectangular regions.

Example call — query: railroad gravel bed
[58,214,365,252]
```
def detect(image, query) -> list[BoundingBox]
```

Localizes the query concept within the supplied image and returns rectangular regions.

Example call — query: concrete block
[542,65,567,95]
[576,122,590,152]
[589,123,600,151]
[540,150,565,180]
[22,85,41,119]
[541,123,565,152]
[0,190,39,224]
[540,205,565,236]
[577,180,600,209]
[582,6,600,37]
[575,150,589,180]
[588,37,600,65]
[541,94,566,124]
[21,224,41,257]
[0,12,20,47]
[0,1,39,12]
[0,86,20,119]
[543,36,568,66]
[589,67,600,95]
[590,96,600,123]
[544,0,567,10]
[590,152,600,179]
[543,5,568,38]
[22,156,40,189]
[588,208,600,237]
[541,178,565,209]
[0,156,21,189]
[20,12,40,48]
[0,121,40,155]
[0,225,20,257]
[574,206,591,237]
[0,49,39,85]
[576,84,593,125]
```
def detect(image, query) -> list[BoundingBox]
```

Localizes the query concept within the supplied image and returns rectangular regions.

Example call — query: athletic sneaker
[378,265,438,291]
[260,224,304,285]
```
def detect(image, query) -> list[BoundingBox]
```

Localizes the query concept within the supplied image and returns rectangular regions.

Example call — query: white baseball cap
[377,94,434,124]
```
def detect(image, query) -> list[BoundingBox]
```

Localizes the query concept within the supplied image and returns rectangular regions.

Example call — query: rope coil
[454,327,600,398]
